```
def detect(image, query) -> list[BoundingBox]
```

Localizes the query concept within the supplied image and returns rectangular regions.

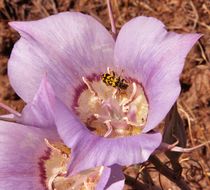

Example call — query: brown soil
[0,0,209,189]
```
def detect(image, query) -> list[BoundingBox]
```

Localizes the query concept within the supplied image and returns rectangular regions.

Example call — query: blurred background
[0,0,209,189]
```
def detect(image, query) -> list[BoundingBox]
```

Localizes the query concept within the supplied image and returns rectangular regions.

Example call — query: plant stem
[106,0,117,39]
[125,174,161,190]
[149,155,190,190]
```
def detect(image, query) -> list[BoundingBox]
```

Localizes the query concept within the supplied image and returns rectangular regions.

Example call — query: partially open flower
[0,79,124,190]
[8,12,200,174]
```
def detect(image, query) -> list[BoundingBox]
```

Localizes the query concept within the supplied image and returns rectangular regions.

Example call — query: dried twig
[189,0,199,30]
[198,40,209,64]
[177,103,195,146]
[106,0,117,39]
[149,155,190,190]
[50,0,58,14]
[125,174,161,190]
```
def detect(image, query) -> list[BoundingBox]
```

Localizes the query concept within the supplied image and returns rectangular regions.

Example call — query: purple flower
[8,12,200,175]
[0,79,125,190]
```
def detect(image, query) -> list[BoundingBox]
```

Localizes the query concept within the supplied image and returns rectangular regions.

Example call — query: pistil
[122,82,137,108]
[82,77,98,97]
[104,120,113,137]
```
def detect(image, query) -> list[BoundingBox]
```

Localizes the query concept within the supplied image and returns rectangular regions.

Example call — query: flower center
[75,68,149,138]
[39,139,103,190]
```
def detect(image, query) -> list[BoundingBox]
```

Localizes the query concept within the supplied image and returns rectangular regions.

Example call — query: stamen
[84,181,91,190]
[44,138,61,154]
[104,120,113,137]
[82,77,97,97]
[44,139,69,190]
[99,166,104,175]
[0,102,21,117]
[123,116,144,127]
[112,89,118,98]
[48,173,57,190]
[107,67,111,74]
[94,114,109,121]
[45,139,70,156]
[122,82,137,107]
[48,171,67,190]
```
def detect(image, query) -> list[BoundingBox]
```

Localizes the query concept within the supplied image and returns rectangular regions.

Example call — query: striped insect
[102,69,128,90]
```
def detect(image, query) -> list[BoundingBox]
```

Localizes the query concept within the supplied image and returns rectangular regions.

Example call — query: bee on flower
[102,68,128,90]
